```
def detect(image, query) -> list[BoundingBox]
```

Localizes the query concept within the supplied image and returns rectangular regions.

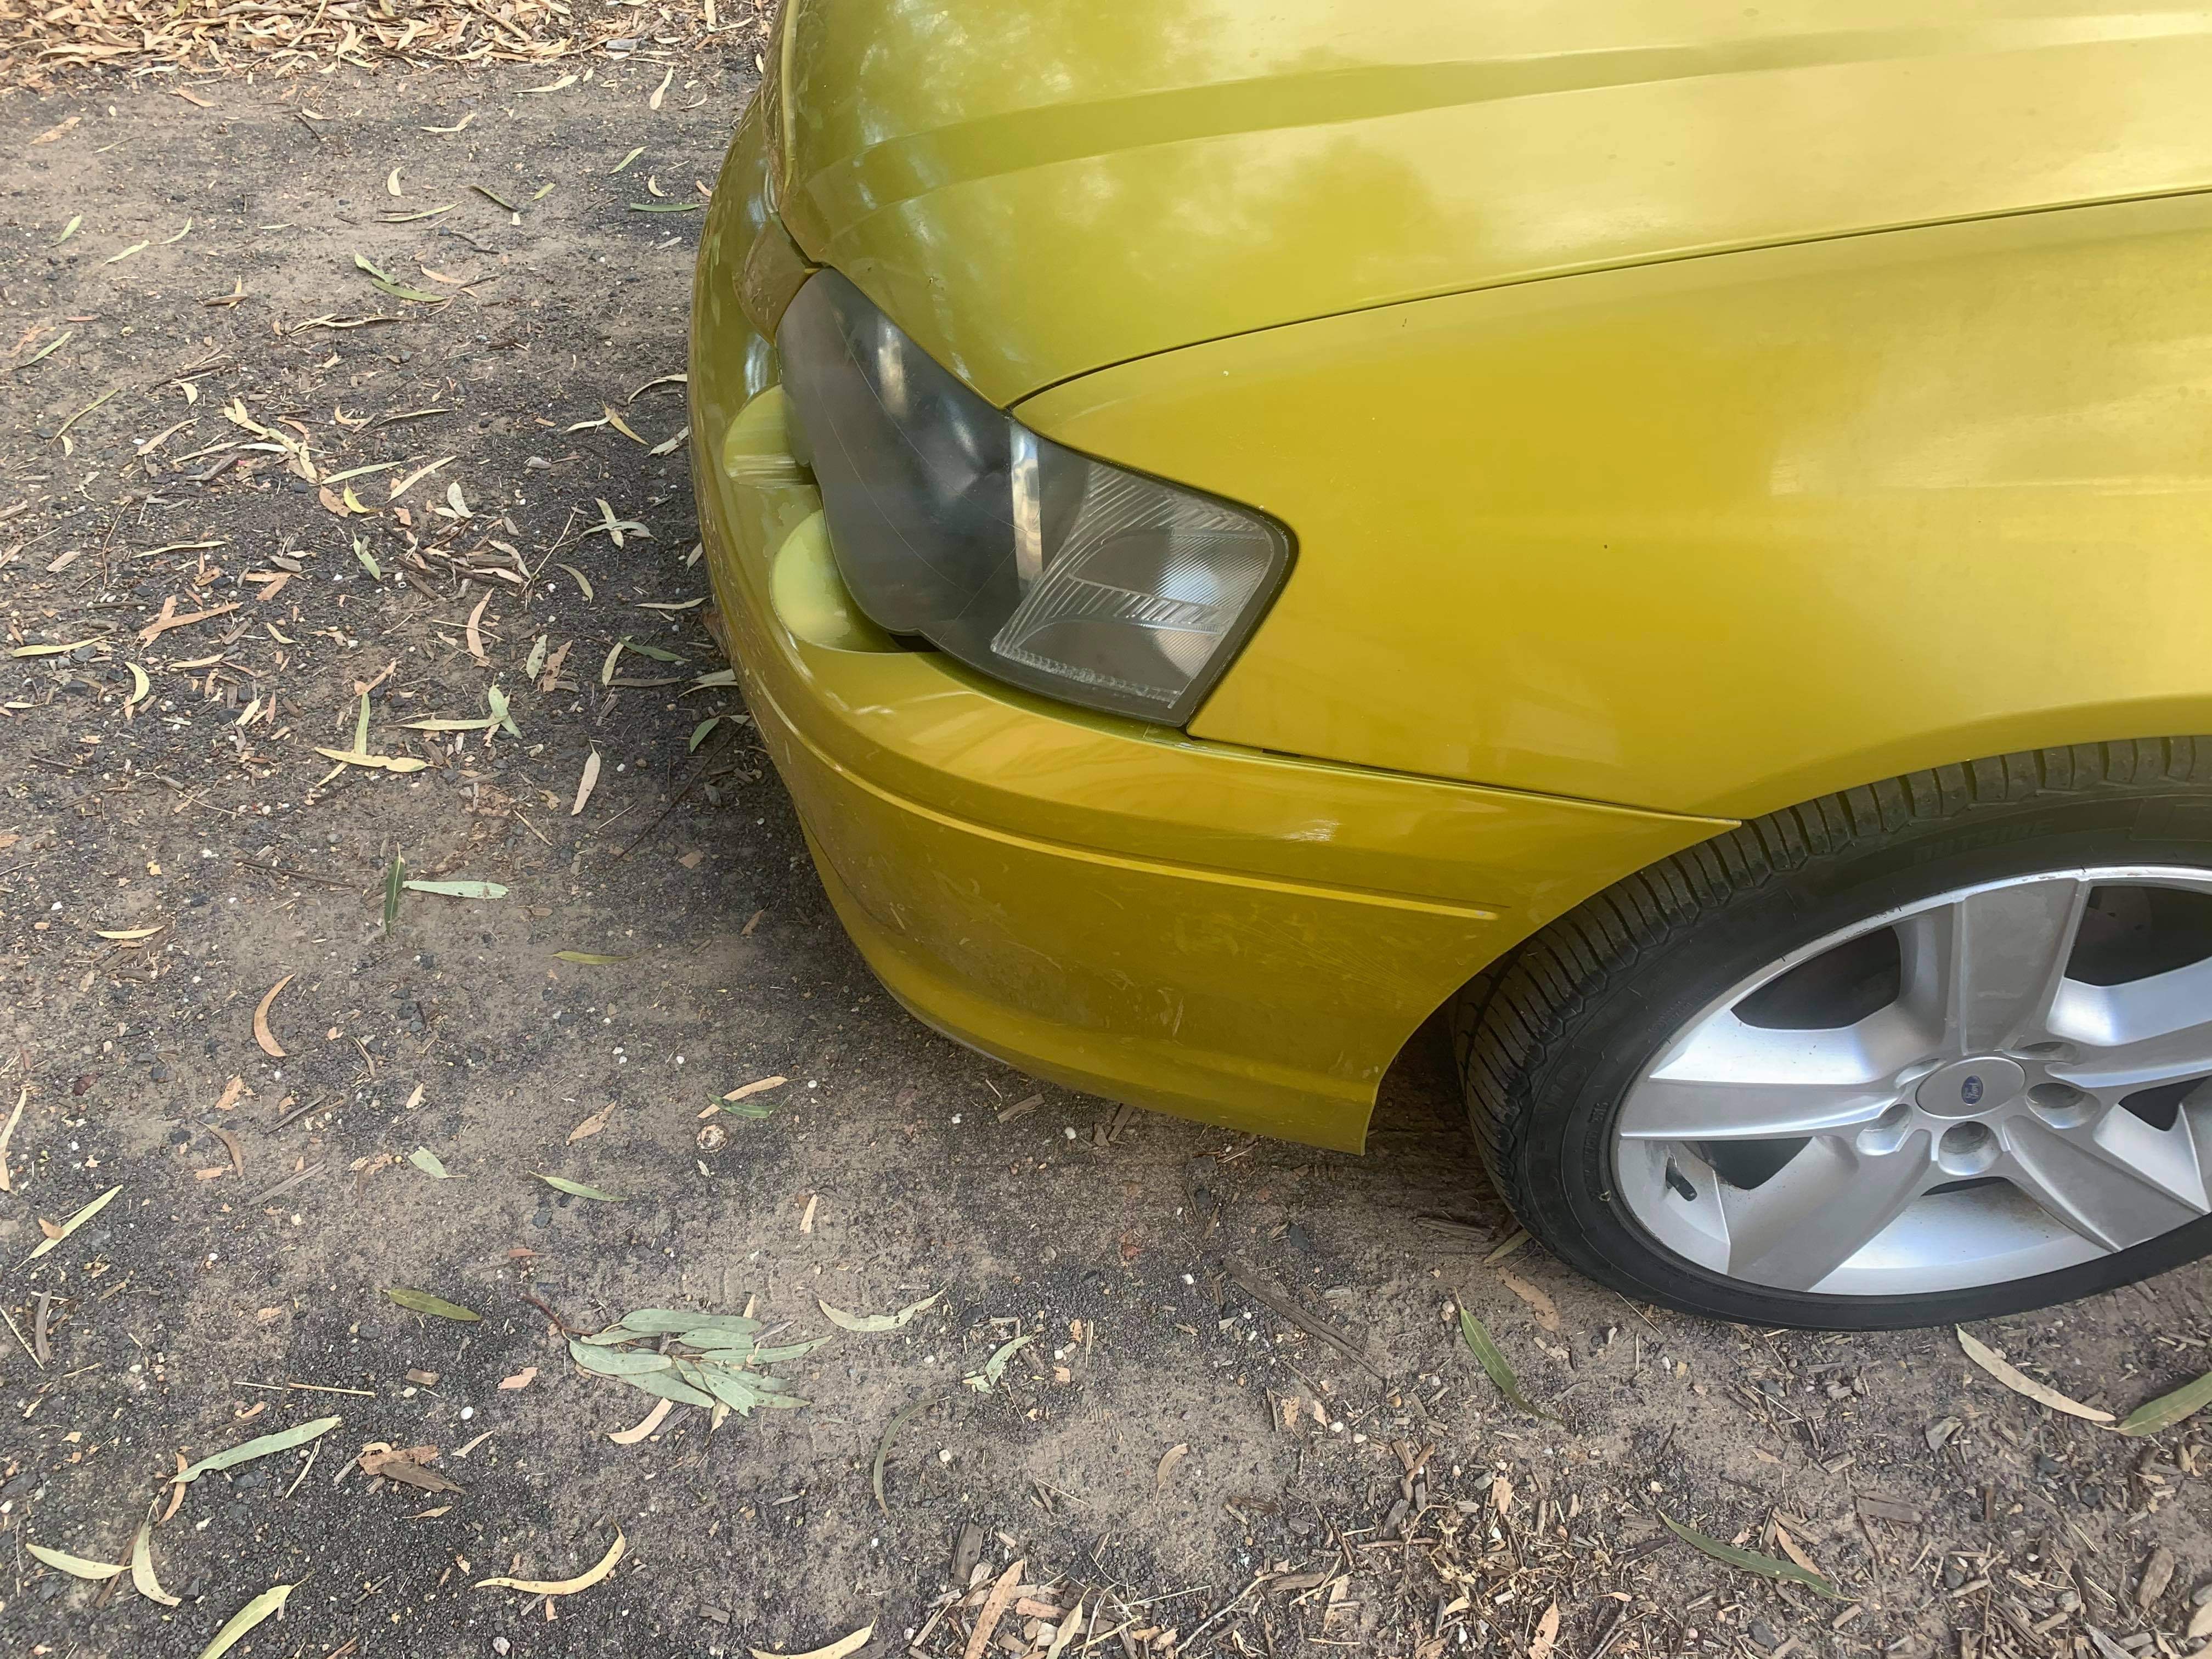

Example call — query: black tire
[1453,738,2212,1329]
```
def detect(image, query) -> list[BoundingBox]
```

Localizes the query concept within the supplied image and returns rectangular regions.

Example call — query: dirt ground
[2,47,2211,1659]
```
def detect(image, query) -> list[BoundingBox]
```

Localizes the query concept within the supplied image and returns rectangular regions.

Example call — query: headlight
[775,270,1293,724]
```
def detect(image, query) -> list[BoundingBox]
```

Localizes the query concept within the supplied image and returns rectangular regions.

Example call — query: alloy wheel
[1612,867,2212,1296]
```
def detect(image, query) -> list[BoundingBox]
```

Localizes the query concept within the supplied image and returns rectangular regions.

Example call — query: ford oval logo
[1961,1075,1985,1105]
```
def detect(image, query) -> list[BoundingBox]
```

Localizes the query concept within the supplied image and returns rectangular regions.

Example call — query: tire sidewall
[1514,786,2212,1328]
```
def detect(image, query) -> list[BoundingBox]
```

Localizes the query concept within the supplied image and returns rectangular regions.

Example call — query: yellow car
[691,2,2212,1328]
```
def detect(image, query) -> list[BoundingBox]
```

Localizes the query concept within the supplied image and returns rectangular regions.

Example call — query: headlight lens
[776,270,1292,724]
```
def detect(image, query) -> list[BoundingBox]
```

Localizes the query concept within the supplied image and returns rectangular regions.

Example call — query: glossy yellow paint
[1023,190,2212,816]
[698,3,2212,1144]
[777,0,2212,406]
[692,101,1728,1148]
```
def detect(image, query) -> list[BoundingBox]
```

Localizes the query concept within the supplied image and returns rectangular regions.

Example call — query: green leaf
[353,687,371,756]
[20,329,72,369]
[351,252,444,303]
[27,1542,126,1580]
[388,1287,481,1321]
[26,1184,122,1262]
[748,1336,832,1365]
[819,1290,938,1334]
[1660,1513,1848,1600]
[525,634,549,679]
[567,1338,674,1376]
[619,635,682,662]
[617,1310,759,1338]
[553,951,630,965]
[2117,1367,2212,1436]
[197,1583,295,1659]
[687,715,722,752]
[628,201,701,213]
[354,538,382,579]
[1457,1306,1558,1420]
[383,850,404,933]
[963,1331,1035,1392]
[686,1361,769,1415]
[619,1368,716,1407]
[535,1173,624,1201]
[471,183,521,211]
[870,1391,943,1511]
[720,1093,777,1120]
[131,1516,180,1606]
[486,683,520,737]
[403,879,508,900]
[688,1341,757,1363]
[176,1415,341,1485]
[408,1147,461,1180]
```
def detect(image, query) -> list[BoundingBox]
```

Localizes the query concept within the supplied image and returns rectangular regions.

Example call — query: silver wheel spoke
[1613,866,2212,1297]
[1618,1013,1908,1141]
[2001,1111,2210,1251]
[1718,1132,1934,1290]
[2049,956,2212,1090]
[1898,876,2090,1054]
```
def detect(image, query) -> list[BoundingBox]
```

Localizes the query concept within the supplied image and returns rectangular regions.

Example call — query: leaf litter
[569,1307,820,1418]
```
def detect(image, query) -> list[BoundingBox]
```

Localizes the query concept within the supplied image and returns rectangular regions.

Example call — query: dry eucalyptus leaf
[566,1102,618,1143]
[1527,1601,1560,1659]
[196,1583,295,1659]
[475,1528,625,1595]
[819,1290,939,1333]
[572,750,602,816]
[27,1542,125,1581]
[751,1625,874,1659]
[131,1517,181,1606]
[252,974,293,1057]
[26,1184,122,1262]
[1497,1269,1560,1333]
[535,1173,625,1202]
[1956,1327,2113,1423]
[608,1397,673,1444]
[1154,1442,1189,1489]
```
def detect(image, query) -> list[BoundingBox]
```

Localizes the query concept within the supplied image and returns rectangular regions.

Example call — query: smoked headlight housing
[776,270,1292,725]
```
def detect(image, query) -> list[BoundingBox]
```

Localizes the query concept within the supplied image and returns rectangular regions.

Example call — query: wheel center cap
[1916,1056,2026,1118]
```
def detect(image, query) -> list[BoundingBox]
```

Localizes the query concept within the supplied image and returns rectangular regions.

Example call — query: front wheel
[1454,741,2212,1329]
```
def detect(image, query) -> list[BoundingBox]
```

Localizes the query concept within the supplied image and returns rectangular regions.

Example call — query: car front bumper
[689,101,1726,1150]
